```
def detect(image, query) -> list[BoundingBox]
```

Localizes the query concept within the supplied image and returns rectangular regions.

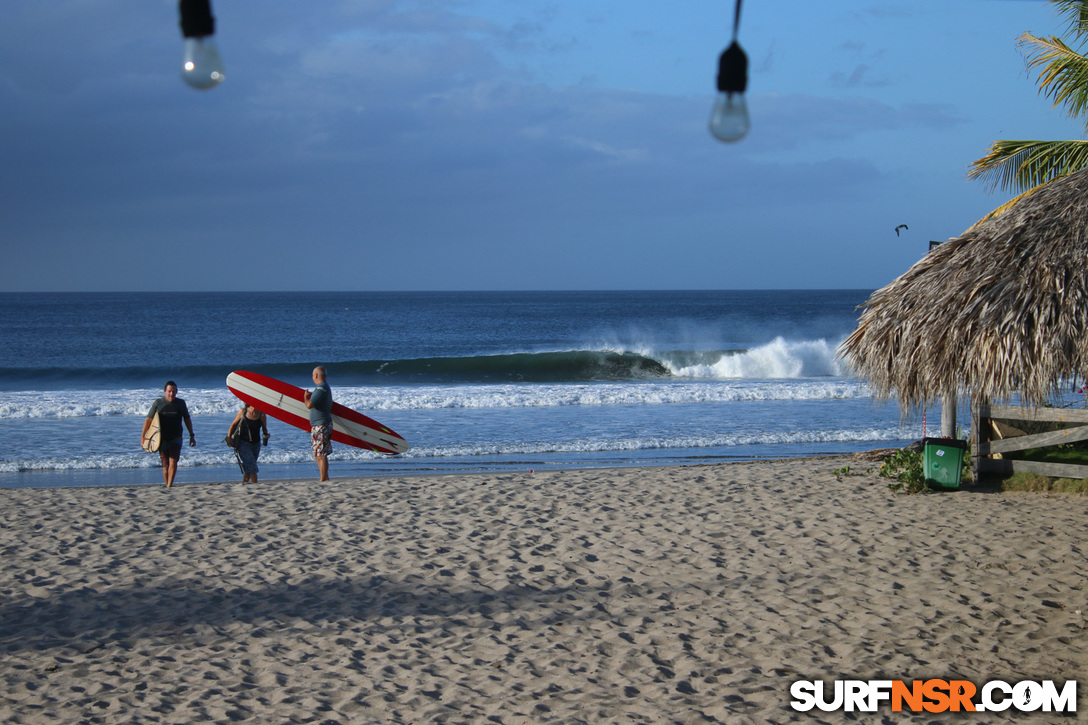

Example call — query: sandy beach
[1,455,1086,724]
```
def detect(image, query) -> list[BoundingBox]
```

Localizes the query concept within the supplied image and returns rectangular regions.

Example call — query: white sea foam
[0,389,243,419]
[339,380,872,411]
[390,427,913,460]
[666,338,850,378]
[0,378,874,419]
[0,424,915,474]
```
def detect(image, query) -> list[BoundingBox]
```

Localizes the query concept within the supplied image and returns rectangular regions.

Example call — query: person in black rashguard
[142,380,195,487]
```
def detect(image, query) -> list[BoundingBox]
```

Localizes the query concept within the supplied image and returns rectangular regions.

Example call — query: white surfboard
[142,412,162,453]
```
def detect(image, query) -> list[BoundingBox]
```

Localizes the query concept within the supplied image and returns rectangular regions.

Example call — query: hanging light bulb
[179,0,225,90]
[709,40,749,142]
[181,37,225,90]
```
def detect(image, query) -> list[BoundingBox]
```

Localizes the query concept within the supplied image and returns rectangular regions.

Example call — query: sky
[1,0,1083,292]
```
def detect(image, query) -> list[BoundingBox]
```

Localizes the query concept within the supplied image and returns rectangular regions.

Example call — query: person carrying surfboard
[142,380,195,488]
[303,366,333,482]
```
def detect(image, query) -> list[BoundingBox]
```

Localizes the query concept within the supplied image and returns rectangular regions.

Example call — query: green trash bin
[922,437,968,489]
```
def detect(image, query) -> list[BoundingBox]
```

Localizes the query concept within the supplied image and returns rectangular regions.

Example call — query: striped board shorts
[311,423,332,457]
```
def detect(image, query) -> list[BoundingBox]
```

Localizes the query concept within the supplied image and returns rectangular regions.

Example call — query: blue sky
[1,0,1081,291]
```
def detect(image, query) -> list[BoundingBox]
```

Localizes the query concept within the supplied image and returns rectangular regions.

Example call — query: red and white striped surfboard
[226,370,409,455]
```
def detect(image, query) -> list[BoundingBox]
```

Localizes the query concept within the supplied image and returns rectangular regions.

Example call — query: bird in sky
[894,224,909,237]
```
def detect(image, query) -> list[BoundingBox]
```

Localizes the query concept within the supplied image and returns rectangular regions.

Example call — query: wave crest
[666,338,848,379]
[0,337,848,390]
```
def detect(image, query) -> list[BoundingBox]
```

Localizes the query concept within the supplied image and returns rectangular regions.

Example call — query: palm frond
[1018,32,1088,120]
[1051,0,1088,41]
[969,140,1045,192]
[969,139,1088,194]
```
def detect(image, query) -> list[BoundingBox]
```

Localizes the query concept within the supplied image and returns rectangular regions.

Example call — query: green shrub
[879,448,926,493]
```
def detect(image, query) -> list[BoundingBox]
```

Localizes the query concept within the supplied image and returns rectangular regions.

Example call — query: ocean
[0,290,926,488]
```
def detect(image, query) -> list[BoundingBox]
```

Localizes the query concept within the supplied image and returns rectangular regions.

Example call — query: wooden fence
[972,403,1088,479]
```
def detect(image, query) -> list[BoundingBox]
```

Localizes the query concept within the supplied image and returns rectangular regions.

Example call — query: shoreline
[0,455,846,491]
[2,456,1085,723]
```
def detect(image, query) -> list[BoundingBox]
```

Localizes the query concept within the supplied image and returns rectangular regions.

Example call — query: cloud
[0,0,1050,291]
[747,93,964,151]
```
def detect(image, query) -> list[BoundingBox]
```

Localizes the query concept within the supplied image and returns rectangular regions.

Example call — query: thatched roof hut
[841,166,1088,410]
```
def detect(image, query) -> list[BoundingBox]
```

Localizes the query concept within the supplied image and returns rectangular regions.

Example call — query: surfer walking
[304,366,333,482]
[142,381,195,488]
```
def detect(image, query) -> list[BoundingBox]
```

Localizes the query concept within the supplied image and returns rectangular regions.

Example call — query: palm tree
[968,0,1088,216]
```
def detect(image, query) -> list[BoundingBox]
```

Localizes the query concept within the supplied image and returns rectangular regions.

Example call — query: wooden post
[941,393,957,438]
[971,399,985,483]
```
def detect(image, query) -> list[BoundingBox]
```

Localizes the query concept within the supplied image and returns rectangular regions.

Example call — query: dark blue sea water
[0,290,925,488]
